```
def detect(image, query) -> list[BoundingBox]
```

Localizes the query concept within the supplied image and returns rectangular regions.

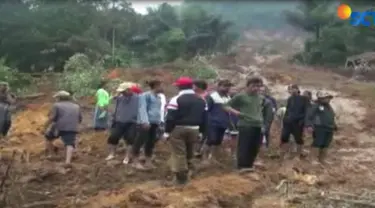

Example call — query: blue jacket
[137,91,162,124]
[206,91,231,128]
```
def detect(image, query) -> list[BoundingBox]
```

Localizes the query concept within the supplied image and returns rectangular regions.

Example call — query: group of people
[0,76,337,186]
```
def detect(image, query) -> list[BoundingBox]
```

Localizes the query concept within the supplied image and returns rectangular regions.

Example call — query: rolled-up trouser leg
[132,126,146,157]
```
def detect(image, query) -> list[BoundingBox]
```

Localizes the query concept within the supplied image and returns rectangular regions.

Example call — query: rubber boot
[187,161,195,180]
[132,158,147,170]
[318,148,332,165]
[176,171,188,185]
[310,147,320,165]
[144,157,156,169]
[123,146,132,164]
[212,146,221,161]
[164,173,179,187]
[279,143,289,161]
[297,145,307,159]
[201,145,212,165]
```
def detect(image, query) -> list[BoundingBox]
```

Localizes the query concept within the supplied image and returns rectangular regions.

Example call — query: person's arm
[164,96,179,137]
[223,94,242,116]
[205,95,214,112]
[262,99,274,131]
[6,93,16,104]
[199,101,208,137]
[137,93,149,125]
[78,107,83,124]
[301,96,310,120]
[43,105,58,132]
[271,97,277,112]
[160,94,166,123]
[304,104,318,128]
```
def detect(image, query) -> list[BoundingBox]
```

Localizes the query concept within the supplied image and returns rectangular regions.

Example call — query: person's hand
[235,111,245,118]
[198,133,203,140]
[305,127,313,133]
[162,133,170,141]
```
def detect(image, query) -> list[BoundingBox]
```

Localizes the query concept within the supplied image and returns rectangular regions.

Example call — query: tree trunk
[315,25,320,40]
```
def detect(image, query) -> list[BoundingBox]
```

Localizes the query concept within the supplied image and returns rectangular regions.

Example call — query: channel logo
[337,4,374,26]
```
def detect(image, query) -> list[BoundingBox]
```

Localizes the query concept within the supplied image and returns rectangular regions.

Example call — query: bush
[0,58,34,94]
[58,54,105,97]
[172,57,218,80]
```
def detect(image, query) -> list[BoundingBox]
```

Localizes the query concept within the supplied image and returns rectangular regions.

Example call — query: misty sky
[130,1,182,14]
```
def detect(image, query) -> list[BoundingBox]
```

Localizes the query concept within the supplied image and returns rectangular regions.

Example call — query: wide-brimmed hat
[53,90,71,98]
[316,91,333,99]
[173,77,193,86]
[116,82,135,92]
[217,79,233,87]
[287,84,299,90]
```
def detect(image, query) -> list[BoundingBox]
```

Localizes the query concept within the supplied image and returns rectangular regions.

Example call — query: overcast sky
[130,1,182,14]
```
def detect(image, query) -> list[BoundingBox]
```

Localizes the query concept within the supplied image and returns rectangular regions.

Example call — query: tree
[285,0,335,40]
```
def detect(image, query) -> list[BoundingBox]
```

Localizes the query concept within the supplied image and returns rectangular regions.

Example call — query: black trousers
[132,124,159,158]
[1,120,11,136]
[107,122,136,146]
[237,126,262,169]
[280,121,304,145]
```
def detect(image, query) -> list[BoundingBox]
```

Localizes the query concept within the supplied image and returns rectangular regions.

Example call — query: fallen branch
[324,196,375,207]
[17,93,45,100]
[22,200,56,208]
[275,179,287,190]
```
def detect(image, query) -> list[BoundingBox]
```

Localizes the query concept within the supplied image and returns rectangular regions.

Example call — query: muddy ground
[1,31,375,208]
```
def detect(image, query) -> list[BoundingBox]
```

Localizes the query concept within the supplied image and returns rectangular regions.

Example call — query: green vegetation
[287,1,375,66]
[0,0,241,95]
[0,0,237,72]
[2,0,374,95]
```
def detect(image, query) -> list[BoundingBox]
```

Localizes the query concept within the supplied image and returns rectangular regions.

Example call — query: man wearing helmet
[305,91,337,165]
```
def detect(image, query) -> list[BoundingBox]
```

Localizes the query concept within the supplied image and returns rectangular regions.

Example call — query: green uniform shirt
[305,103,336,130]
[227,93,263,127]
[96,88,110,107]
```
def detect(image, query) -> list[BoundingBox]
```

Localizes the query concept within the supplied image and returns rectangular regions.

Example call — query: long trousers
[237,126,262,169]
[132,124,159,158]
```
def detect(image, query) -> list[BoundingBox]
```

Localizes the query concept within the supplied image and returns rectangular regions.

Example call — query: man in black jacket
[280,84,309,159]
[163,77,207,185]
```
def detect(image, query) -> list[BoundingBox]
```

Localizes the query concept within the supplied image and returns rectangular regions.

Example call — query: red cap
[173,76,193,86]
[130,85,142,94]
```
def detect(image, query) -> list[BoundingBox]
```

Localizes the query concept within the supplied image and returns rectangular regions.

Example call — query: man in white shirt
[159,92,166,123]
[157,92,167,141]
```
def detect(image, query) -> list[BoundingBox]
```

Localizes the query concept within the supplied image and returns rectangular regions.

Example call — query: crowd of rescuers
[0,77,337,186]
